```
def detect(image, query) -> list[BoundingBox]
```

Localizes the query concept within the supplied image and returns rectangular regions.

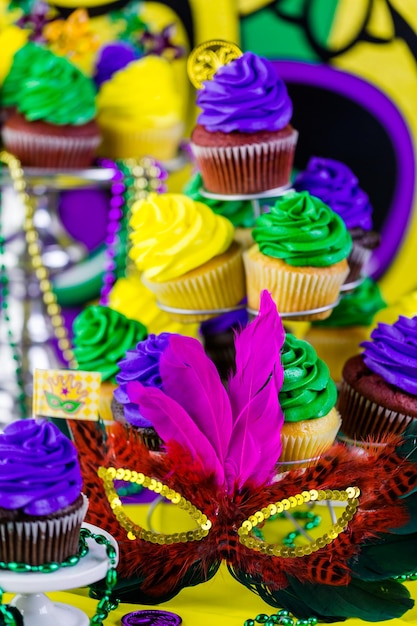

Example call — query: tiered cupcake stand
[0,523,118,626]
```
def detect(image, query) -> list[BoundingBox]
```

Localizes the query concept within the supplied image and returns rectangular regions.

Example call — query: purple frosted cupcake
[191,51,298,195]
[200,305,248,382]
[113,332,176,450]
[0,419,88,566]
[337,315,417,441]
[94,42,139,89]
[293,157,380,283]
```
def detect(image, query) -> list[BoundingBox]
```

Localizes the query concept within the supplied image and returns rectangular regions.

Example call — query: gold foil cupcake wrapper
[98,122,185,161]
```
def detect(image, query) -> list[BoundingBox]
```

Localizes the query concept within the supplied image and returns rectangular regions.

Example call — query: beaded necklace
[0,527,118,626]
[0,151,76,369]
[98,157,167,307]
[0,178,27,419]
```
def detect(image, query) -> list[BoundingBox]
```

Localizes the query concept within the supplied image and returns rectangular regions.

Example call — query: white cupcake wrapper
[0,494,88,566]
[345,244,373,283]
[278,416,341,466]
[338,380,415,440]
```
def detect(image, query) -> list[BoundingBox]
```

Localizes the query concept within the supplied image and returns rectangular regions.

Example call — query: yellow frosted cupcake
[96,55,184,161]
[129,193,245,322]
[277,333,341,470]
[244,191,352,321]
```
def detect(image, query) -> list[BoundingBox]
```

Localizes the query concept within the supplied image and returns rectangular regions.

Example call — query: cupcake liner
[143,242,245,323]
[277,410,341,469]
[0,494,88,566]
[191,129,298,195]
[98,122,184,161]
[337,380,415,440]
[244,248,349,321]
[345,243,372,284]
[2,126,100,168]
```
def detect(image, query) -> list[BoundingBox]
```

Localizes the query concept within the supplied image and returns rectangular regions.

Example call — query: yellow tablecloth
[5,575,417,626]
[4,502,417,625]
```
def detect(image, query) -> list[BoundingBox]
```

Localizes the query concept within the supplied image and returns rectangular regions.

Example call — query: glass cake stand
[199,184,291,218]
[0,523,118,626]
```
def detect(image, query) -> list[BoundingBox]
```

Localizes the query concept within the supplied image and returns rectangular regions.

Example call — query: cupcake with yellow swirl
[278,333,341,469]
[129,192,245,323]
[96,54,184,161]
[244,191,352,320]
[72,305,148,422]
[1,42,100,167]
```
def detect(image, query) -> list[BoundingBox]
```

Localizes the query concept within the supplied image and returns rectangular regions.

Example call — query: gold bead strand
[0,151,77,369]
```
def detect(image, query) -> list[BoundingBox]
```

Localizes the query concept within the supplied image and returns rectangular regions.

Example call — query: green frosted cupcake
[2,42,100,167]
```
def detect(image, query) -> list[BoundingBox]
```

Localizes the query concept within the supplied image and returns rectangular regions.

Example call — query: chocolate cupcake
[2,43,100,168]
[190,50,298,195]
[337,315,417,441]
[0,419,88,566]
[294,157,380,284]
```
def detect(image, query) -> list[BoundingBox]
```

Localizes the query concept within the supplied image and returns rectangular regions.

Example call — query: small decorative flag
[33,369,101,421]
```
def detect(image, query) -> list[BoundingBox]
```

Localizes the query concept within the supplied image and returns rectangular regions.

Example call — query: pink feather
[225,290,285,489]
[159,335,233,463]
[127,381,225,483]
[227,290,285,418]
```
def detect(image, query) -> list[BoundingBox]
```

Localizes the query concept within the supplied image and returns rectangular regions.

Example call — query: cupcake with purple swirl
[293,157,380,284]
[0,419,88,566]
[113,332,177,451]
[337,315,417,442]
[190,49,298,195]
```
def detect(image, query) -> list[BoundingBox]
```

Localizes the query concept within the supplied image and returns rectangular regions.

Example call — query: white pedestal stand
[0,523,118,626]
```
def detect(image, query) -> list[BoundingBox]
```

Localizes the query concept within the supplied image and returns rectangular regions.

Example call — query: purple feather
[127,382,225,482]
[159,335,233,463]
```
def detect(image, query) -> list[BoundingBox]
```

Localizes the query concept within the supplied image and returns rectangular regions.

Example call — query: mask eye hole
[238,487,360,557]
[98,466,212,544]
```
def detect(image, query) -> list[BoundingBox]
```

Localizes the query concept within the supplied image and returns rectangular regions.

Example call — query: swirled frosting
[72,305,148,382]
[94,42,138,88]
[129,193,234,282]
[115,332,174,427]
[109,274,200,338]
[2,42,97,125]
[97,55,183,131]
[200,303,248,336]
[184,173,255,228]
[0,25,28,84]
[361,316,417,394]
[197,51,292,133]
[293,157,373,230]
[253,191,352,267]
[0,419,82,515]
[279,334,337,422]
[313,278,386,327]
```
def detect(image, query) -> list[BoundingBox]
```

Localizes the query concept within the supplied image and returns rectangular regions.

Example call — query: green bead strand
[0,528,119,626]
[244,611,318,626]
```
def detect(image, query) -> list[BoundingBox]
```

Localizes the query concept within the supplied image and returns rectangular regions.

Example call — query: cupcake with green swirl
[278,333,341,468]
[72,305,148,422]
[1,42,100,167]
[244,191,352,320]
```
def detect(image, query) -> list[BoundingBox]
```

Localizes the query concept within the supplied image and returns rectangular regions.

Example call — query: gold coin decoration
[187,39,242,89]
